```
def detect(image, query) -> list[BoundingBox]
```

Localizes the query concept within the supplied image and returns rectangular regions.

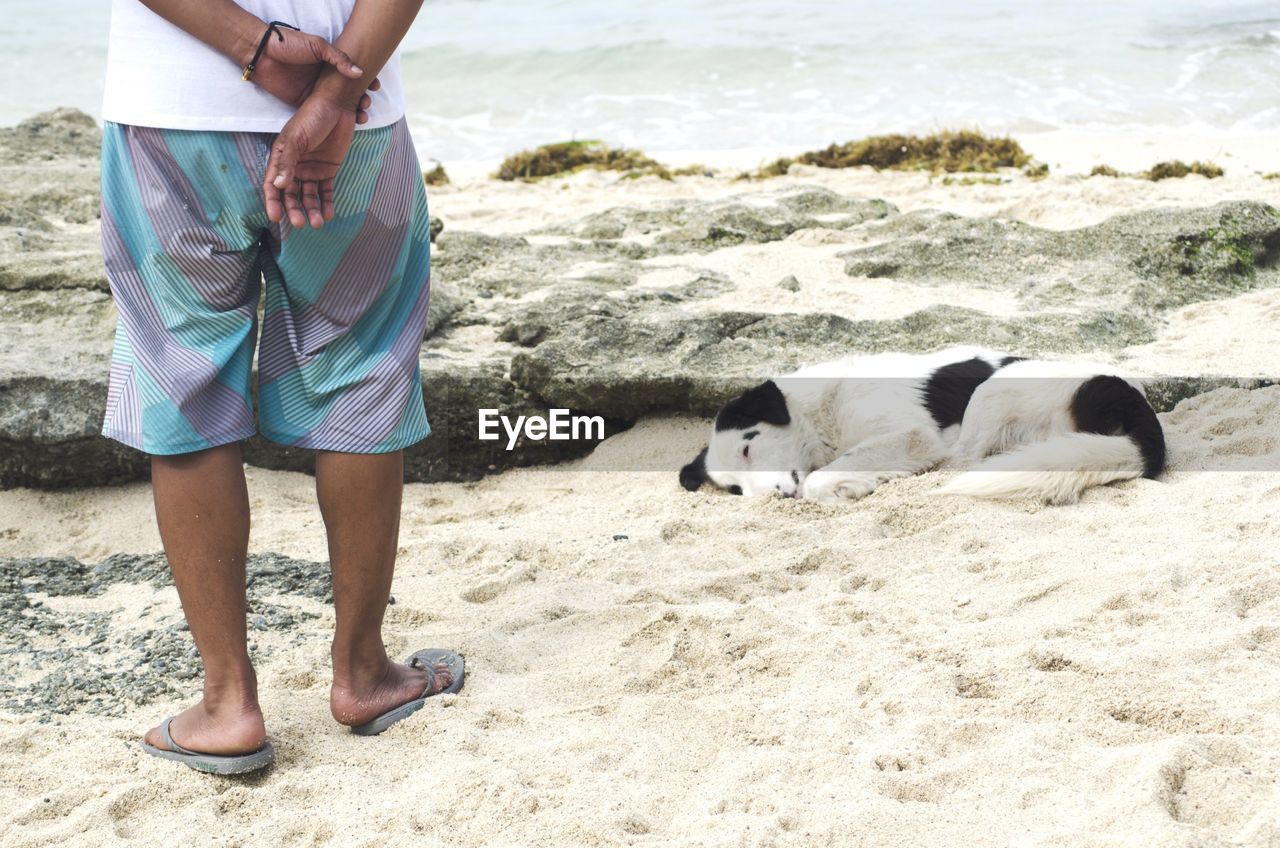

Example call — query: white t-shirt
[102,0,405,132]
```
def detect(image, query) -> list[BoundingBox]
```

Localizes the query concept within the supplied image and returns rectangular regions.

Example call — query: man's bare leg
[142,443,267,755]
[316,450,451,726]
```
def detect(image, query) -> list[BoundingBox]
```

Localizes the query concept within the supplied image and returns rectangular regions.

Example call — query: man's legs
[143,443,266,755]
[316,450,451,726]
[142,446,450,753]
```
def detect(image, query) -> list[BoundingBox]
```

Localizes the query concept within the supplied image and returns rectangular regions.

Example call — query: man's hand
[263,95,360,230]
[250,27,381,124]
[257,0,428,232]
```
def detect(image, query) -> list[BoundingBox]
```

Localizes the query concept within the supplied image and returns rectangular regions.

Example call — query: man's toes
[143,725,164,749]
[433,662,453,693]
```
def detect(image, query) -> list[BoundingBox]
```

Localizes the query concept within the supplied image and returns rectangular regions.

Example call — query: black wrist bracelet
[241,20,300,81]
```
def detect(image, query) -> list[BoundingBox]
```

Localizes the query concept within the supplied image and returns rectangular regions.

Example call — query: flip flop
[140,717,275,775]
[350,649,465,737]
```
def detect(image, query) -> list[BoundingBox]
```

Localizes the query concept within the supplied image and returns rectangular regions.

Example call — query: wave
[3,0,1280,158]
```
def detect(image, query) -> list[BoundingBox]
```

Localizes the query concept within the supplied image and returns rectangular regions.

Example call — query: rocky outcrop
[547,189,895,250]
[2,109,1278,488]
[0,108,103,164]
[0,111,105,293]
[841,201,1280,314]
[0,289,144,487]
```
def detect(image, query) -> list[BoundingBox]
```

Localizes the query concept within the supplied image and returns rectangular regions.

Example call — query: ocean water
[5,0,1279,161]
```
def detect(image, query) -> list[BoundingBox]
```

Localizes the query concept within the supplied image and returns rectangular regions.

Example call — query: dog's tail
[940,375,1165,505]
[939,432,1147,504]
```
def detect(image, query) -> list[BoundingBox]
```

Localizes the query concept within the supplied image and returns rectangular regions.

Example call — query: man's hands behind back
[249,26,380,123]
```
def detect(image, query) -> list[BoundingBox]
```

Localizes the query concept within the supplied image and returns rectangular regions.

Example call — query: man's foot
[143,698,267,756]
[330,657,453,727]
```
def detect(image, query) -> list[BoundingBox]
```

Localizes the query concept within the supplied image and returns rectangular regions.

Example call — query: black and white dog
[679,346,1165,505]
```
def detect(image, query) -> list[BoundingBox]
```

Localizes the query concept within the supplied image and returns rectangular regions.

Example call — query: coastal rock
[0,109,106,292]
[841,201,1280,314]
[495,271,736,348]
[0,373,148,488]
[424,278,467,338]
[551,186,896,250]
[0,290,142,487]
[0,167,100,230]
[431,228,650,309]
[0,108,102,164]
[0,232,106,292]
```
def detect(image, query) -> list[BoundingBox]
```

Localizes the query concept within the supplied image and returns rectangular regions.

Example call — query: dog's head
[680,380,805,498]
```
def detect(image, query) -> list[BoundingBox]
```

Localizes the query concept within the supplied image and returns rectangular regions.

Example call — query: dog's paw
[801,470,879,502]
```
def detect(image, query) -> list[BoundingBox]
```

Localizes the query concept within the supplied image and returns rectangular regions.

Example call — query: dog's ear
[716,380,790,431]
[680,447,709,492]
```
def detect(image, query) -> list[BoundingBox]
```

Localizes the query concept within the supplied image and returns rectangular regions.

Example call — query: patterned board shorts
[99,118,432,455]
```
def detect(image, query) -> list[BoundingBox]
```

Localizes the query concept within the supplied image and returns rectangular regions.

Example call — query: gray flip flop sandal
[141,717,275,775]
[350,649,465,737]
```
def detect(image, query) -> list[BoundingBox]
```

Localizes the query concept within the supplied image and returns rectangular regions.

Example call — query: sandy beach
[3,121,1280,847]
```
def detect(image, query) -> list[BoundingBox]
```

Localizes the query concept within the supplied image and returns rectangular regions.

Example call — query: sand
[3,137,1280,847]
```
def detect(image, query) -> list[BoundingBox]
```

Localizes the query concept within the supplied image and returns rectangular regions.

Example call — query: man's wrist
[311,66,367,110]
[228,15,268,67]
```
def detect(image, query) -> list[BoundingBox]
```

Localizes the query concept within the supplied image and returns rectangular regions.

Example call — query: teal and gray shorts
[99,118,432,455]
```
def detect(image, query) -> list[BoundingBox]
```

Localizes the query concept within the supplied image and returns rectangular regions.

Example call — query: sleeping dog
[679,346,1165,505]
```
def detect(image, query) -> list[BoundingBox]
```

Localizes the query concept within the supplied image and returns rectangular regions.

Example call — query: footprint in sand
[953,672,997,699]
[699,571,803,603]
[460,567,537,604]
[1225,579,1280,619]
[12,785,98,828]
[461,580,508,604]
[873,752,929,772]
[1026,649,1079,672]
[785,548,830,575]
[385,606,444,628]
[659,519,700,543]
[1209,434,1278,457]
[1151,740,1277,835]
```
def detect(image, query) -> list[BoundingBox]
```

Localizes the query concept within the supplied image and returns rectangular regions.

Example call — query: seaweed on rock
[423,163,450,186]
[1144,160,1224,181]
[743,130,1032,179]
[496,141,670,181]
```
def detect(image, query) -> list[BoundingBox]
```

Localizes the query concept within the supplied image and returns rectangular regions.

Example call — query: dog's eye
[742,444,750,459]
[727,485,743,496]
